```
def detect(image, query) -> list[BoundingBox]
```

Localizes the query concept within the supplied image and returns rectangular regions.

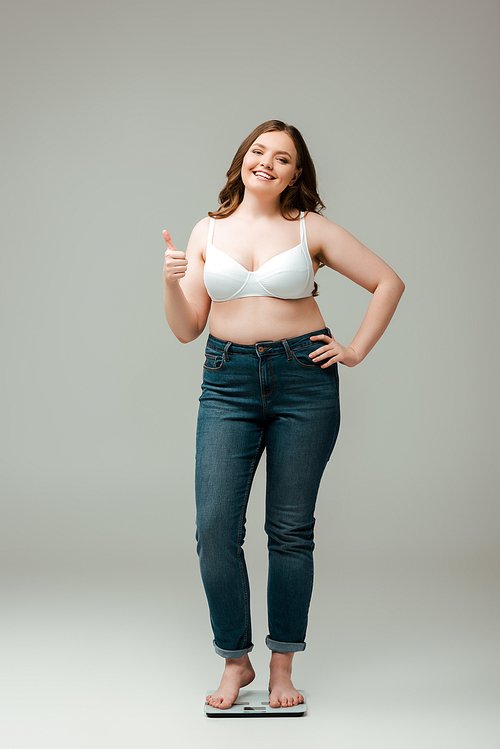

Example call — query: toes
[206,693,234,710]
[269,689,304,709]
[273,694,302,708]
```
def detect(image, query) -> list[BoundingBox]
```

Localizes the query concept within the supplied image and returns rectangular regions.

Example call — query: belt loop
[282,339,293,360]
[223,341,232,362]
[326,327,332,338]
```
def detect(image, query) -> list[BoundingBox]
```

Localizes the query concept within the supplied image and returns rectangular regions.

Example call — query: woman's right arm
[163,217,212,343]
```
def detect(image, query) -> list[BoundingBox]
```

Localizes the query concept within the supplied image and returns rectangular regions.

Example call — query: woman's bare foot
[268,651,304,708]
[206,654,255,710]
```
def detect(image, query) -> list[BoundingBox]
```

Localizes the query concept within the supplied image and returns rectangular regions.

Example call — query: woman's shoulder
[188,215,212,241]
[184,216,212,259]
[303,210,333,225]
[303,211,331,231]
[304,211,341,234]
[303,211,342,256]
[193,215,212,231]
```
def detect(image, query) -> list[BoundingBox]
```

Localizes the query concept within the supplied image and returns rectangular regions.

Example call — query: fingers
[310,352,338,368]
[163,229,188,281]
[312,348,345,368]
[317,354,339,368]
[164,250,187,262]
[309,336,341,368]
[309,333,359,368]
[309,344,335,361]
[309,334,333,342]
[310,348,334,361]
[164,256,188,281]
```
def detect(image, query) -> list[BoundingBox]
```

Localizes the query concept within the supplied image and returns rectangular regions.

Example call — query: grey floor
[2,558,498,749]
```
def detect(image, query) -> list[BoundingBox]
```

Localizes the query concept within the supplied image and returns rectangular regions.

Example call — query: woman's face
[241,130,302,196]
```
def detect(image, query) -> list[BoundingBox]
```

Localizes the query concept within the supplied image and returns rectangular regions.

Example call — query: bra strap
[207,216,216,247]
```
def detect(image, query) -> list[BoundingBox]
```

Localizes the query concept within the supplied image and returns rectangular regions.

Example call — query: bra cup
[204,218,315,302]
[252,243,303,275]
[257,268,312,299]
[204,246,249,301]
[253,244,312,299]
[204,272,248,302]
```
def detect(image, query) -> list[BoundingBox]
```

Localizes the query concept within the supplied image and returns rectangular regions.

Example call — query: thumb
[163,229,177,251]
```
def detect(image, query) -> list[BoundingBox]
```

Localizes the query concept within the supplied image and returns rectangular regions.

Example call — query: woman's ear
[289,168,302,186]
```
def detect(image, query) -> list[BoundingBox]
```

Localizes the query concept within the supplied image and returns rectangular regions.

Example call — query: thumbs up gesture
[163,230,188,285]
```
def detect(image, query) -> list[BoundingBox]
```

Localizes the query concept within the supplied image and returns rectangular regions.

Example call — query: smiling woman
[162,119,405,711]
[211,120,326,223]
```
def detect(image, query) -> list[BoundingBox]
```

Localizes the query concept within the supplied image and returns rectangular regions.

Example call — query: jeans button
[258,346,264,352]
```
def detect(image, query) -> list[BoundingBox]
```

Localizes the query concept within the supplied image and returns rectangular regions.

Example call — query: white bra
[204,211,315,302]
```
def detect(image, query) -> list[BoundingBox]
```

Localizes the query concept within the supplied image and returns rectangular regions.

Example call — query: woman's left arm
[308,214,405,368]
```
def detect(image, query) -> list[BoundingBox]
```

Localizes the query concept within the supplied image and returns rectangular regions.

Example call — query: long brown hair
[209,120,326,221]
[208,120,326,294]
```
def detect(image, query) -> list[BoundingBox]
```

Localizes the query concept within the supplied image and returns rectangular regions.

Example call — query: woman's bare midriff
[208,296,326,345]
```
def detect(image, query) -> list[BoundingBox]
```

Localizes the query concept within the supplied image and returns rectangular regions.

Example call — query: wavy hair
[208,120,326,294]
[208,120,326,221]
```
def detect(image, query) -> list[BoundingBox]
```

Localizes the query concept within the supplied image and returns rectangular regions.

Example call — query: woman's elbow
[375,273,405,298]
[387,270,405,298]
[176,325,206,344]
[176,333,198,344]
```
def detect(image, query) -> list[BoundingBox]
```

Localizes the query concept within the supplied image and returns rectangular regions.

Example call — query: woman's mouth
[253,171,275,180]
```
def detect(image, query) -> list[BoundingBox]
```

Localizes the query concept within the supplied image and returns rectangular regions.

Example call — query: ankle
[225,654,252,670]
[269,651,294,673]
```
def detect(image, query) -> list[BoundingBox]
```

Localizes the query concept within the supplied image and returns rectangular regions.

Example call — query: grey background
[1,0,499,747]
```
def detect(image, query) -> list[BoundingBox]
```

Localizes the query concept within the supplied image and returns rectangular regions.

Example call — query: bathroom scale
[204,688,307,717]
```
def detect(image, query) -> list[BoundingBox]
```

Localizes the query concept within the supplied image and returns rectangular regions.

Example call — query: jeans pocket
[291,343,322,369]
[203,351,226,371]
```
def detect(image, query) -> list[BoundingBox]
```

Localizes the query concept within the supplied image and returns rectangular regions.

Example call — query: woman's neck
[236,189,282,219]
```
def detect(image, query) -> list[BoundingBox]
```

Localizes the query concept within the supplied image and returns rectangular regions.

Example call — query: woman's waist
[206,326,331,356]
[208,296,325,346]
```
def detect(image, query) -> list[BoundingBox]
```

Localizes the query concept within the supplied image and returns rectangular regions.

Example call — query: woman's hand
[163,230,188,285]
[309,333,361,368]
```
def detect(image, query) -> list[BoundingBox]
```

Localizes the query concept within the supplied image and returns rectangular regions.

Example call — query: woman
[162,120,404,710]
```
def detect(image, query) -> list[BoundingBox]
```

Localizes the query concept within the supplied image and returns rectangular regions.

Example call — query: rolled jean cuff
[265,636,306,653]
[213,640,254,659]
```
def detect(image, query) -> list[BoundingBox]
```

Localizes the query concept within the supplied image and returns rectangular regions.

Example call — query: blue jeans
[195,327,341,658]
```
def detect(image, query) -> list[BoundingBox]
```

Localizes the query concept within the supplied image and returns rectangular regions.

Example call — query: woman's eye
[251,149,288,164]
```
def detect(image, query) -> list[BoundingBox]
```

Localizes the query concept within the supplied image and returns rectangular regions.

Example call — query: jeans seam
[293,343,317,352]
[262,356,275,400]
[203,353,225,371]
[237,429,264,648]
[290,351,319,369]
